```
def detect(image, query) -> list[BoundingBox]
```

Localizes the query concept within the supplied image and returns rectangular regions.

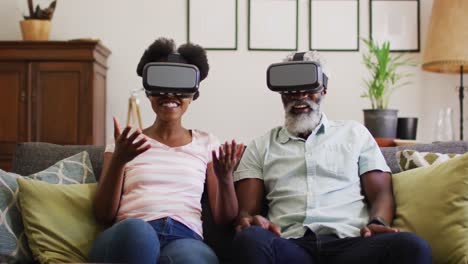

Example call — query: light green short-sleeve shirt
[234,114,390,239]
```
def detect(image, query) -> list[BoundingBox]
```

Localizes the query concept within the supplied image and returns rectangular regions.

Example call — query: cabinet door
[0,63,27,171]
[30,62,91,145]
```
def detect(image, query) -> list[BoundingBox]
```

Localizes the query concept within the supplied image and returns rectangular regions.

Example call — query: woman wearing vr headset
[89,38,242,264]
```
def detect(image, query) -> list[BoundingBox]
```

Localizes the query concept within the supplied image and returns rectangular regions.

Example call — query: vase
[434,107,455,142]
[20,20,51,41]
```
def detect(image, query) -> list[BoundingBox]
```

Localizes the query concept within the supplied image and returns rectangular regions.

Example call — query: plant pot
[363,109,398,138]
[20,19,51,41]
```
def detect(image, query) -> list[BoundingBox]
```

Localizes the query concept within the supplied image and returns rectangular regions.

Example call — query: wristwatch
[367,216,390,228]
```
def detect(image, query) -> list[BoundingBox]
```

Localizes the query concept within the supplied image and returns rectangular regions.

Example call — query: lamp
[422,0,468,140]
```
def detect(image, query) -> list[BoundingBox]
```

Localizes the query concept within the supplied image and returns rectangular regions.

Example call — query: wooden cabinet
[0,41,111,171]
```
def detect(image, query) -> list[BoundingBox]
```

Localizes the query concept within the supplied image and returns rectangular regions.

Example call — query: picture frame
[309,0,360,52]
[370,0,420,52]
[187,0,238,50]
[248,0,298,51]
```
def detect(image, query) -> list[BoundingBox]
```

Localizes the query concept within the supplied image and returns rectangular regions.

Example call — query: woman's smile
[160,100,181,109]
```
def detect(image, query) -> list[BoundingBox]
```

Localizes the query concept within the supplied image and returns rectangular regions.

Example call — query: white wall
[1,0,466,144]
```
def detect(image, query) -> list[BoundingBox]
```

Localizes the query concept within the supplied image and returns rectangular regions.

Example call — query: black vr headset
[142,53,200,98]
[266,52,328,94]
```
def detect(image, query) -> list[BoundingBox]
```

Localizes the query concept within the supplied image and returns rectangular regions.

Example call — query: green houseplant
[361,38,414,139]
[20,0,57,40]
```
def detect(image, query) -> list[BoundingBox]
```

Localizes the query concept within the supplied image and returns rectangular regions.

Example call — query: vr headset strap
[292,52,305,61]
[167,53,187,63]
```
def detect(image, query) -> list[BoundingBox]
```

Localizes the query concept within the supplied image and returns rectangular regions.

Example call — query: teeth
[162,102,178,108]
[293,104,307,109]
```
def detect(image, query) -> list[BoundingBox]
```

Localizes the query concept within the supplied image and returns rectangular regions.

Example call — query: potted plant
[361,38,414,139]
[20,0,57,41]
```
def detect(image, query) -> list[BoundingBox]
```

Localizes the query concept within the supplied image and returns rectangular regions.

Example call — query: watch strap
[367,216,390,228]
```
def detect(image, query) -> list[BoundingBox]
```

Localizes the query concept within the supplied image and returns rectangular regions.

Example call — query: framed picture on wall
[248,0,298,51]
[370,0,420,52]
[309,0,360,51]
[187,0,238,50]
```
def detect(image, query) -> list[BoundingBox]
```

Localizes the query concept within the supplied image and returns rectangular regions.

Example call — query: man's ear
[322,89,327,95]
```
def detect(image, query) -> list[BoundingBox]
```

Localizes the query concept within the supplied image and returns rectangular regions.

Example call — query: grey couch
[9,141,468,263]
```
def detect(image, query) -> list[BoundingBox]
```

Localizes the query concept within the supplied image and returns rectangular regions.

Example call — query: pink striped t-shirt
[104,129,220,237]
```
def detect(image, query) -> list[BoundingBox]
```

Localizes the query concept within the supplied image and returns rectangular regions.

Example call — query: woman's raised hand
[112,117,151,164]
[212,140,244,182]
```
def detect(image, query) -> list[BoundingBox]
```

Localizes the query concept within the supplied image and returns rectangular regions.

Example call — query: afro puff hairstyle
[136,37,209,81]
[136,38,209,100]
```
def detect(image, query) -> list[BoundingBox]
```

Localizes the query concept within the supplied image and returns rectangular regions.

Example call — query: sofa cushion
[396,150,461,171]
[12,142,105,180]
[201,189,235,262]
[380,141,468,173]
[392,153,468,264]
[18,179,102,264]
[0,151,96,263]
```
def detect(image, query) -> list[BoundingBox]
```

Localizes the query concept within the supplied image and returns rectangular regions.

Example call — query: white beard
[284,99,322,137]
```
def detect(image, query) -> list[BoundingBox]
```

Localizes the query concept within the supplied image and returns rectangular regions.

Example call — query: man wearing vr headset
[232,51,431,263]
[89,38,243,264]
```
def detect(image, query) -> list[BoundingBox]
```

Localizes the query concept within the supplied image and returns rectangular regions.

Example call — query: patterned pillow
[0,151,96,262]
[396,150,461,171]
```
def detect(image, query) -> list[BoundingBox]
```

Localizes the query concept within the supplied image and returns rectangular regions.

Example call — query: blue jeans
[89,217,219,264]
[233,226,432,264]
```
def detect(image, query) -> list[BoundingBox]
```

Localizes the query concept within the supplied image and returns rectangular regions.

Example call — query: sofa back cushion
[380,141,468,173]
[14,141,468,180]
[12,142,104,180]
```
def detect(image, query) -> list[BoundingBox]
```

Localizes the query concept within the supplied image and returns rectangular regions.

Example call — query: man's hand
[112,116,151,164]
[235,215,281,236]
[360,224,399,238]
[212,140,244,183]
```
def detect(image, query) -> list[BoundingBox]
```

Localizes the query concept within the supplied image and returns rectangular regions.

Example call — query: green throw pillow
[0,151,95,262]
[18,179,102,264]
[396,149,461,171]
[392,153,468,264]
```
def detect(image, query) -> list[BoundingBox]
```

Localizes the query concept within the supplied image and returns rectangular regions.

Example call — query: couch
[9,141,468,263]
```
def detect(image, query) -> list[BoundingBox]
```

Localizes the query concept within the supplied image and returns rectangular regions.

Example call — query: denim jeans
[233,226,432,264]
[89,217,219,264]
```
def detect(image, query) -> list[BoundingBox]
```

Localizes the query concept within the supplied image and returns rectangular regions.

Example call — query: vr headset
[142,53,200,98]
[266,52,328,94]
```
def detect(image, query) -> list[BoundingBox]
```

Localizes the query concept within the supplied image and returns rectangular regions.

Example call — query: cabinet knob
[20,90,26,102]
